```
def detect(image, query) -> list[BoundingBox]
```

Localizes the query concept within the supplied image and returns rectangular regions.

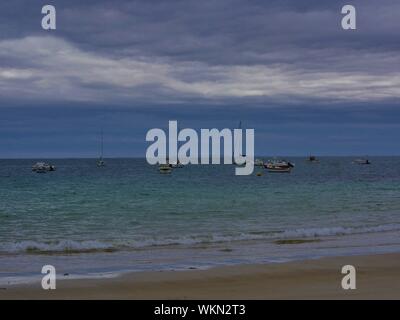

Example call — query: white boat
[353,158,370,165]
[254,159,264,166]
[234,158,246,167]
[264,159,294,173]
[266,166,291,173]
[32,162,56,173]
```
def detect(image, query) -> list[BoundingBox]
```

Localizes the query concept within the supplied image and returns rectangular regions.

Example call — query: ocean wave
[278,224,400,238]
[2,223,400,254]
[0,240,116,254]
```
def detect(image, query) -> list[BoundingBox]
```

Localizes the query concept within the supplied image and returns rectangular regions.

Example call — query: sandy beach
[1,253,399,299]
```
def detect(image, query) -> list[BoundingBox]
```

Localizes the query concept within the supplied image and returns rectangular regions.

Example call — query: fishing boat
[264,159,294,173]
[353,158,371,165]
[97,129,106,167]
[32,162,56,173]
[307,155,319,163]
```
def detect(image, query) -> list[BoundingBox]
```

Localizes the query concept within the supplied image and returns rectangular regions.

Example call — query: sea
[1,157,400,285]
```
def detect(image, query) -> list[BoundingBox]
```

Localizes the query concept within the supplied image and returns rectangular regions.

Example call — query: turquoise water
[1,157,400,282]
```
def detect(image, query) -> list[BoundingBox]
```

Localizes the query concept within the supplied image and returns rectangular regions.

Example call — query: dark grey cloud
[0,0,399,106]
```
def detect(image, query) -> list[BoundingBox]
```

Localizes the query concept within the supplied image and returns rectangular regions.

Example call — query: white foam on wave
[2,223,400,254]
[0,239,114,254]
[278,224,400,239]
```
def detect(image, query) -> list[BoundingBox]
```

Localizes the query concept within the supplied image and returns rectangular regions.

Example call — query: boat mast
[100,129,104,160]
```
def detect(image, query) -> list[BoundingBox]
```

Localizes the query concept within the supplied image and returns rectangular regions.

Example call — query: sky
[0,0,399,158]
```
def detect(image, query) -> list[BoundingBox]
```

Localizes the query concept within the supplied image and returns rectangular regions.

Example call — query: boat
[234,121,247,166]
[254,159,264,166]
[97,129,106,167]
[171,125,185,168]
[353,158,371,165]
[170,159,184,168]
[159,164,172,174]
[266,166,291,173]
[307,155,319,163]
[32,162,56,173]
[35,167,47,173]
[264,159,294,173]
[234,158,246,166]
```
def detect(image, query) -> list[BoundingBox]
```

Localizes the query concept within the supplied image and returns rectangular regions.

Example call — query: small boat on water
[97,129,106,167]
[170,160,184,168]
[254,159,264,166]
[97,159,106,167]
[266,166,291,173]
[307,155,319,163]
[159,164,172,174]
[234,157,246,167]
[32,162,56,173]
[234,121,247,167]
[353,158,371,165]
[264,159,294,173]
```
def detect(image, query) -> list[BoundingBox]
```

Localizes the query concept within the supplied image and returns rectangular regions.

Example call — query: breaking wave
[0,240,116,254]
[1,223,400,255]
[278,224,400,238]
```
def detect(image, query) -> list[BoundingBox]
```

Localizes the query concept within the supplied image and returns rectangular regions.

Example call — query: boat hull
[264,159,293,173]
[266,167,291,173]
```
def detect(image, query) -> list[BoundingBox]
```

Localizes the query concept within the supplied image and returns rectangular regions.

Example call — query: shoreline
[2,228,400,287]
[1,252,400,299]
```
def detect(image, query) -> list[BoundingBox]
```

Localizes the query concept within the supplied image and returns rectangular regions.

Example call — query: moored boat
[97,129,106,167]
[353,158,371,165]
[97,159,106,167]
[265,166,291,173]
[32,162,56,173]
[170,160,184,168]
[307,155,319,162]
[159,164,172,174]
[264,159,294,173]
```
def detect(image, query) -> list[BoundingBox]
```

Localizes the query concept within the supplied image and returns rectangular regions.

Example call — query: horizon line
[1,155,399,160]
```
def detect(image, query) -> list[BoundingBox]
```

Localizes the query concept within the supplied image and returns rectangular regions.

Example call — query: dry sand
[1,253,400,299]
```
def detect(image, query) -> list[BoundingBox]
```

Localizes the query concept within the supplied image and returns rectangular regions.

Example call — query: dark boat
[307,155,319,162]
[353,159,371,165]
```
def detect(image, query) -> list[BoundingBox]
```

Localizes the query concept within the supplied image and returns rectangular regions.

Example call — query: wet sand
[1,253,400,299]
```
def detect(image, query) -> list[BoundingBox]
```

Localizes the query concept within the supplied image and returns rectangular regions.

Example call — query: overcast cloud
[1,0,399,107]
[0,0,399,157]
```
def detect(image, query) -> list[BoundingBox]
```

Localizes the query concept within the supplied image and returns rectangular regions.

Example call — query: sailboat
[234,121,246,166]
[170,124,184,168]
[97,129,106,167]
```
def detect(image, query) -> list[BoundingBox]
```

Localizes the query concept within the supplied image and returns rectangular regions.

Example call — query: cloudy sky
[0,0,399,157]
